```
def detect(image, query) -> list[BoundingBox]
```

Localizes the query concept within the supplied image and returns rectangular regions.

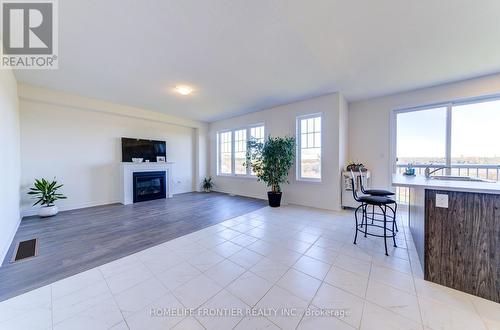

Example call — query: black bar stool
[350,172,397,256]
[357,170,398,232]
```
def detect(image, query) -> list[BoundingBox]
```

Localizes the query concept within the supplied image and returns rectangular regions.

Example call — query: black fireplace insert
[133,171,166,203]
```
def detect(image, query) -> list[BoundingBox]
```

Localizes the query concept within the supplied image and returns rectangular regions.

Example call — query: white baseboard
[213,189,342,211]
[20,190,196,218]
[0,215,21,265]
[21,200,121,218]
[285,198,341,212]
[212,188,267,201]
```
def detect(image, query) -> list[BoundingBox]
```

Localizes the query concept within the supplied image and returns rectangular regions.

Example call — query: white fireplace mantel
[120,162,174,205]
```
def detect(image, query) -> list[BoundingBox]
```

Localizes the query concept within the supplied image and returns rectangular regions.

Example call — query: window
[250,126,264,143]
[396,106,447,166]
[393,96,500,183]
[219,131,232,174]
[217,124,265,176]
[451,100,500,167]
[234,129,247,174]
[249,126,264,175]
[297,114,322,181]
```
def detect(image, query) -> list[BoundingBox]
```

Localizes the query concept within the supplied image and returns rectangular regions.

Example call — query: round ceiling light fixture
[174,85,193,96]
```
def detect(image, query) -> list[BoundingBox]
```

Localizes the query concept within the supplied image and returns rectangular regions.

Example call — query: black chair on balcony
[357,170,398,232]
[350,171,397,256]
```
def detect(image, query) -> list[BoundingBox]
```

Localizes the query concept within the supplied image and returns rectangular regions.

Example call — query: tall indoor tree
[246,136,296,207]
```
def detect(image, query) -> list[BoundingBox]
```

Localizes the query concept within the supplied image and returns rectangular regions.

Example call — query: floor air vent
[12,238,38,262]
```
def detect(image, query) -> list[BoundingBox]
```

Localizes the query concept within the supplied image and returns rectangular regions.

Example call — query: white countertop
[392,174,500,194]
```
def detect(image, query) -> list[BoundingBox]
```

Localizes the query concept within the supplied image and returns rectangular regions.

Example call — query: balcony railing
[394,164,500,204]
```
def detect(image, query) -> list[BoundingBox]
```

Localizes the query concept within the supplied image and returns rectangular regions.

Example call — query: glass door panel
[396,106,447,174]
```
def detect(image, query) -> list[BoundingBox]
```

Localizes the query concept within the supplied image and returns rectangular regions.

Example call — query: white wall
[349,73,500,188]
[209,93,346,211]
[194,126,209,191]
[0,70,20,262]
[19,85,208,216]
[338,93,349,185]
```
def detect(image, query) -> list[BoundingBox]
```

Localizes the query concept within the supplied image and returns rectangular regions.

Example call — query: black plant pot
[267,191,282,207]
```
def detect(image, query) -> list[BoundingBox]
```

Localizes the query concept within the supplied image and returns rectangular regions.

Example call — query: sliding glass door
[396,106,447,168]
[393,97,500,202]
[451,99,500,180]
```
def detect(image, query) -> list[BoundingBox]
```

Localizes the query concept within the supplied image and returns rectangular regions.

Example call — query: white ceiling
[14,0,500,122]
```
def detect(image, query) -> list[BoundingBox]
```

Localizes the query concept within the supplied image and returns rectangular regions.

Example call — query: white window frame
[216,123,265,177]
[389,93,500,180]
[217,129,233,175]
[296,113,323,182]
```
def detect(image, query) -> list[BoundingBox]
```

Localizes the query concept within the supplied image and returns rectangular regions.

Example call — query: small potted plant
[202,177,214,192]
[346,162,366,172]
[28,178,67,218]
[404,163,416,176]
[246,136,296,207]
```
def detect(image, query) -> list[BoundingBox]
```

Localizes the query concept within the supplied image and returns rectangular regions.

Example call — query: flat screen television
[121,138,166,162]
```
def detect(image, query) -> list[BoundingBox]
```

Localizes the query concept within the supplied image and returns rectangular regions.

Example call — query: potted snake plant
[28,178,67,217]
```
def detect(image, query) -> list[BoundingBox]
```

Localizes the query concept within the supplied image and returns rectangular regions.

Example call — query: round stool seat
[364,189,395,196]
[358,195,395,205]
[363,189,395,196]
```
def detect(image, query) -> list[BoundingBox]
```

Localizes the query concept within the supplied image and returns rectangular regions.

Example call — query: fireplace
[133,171,166,203]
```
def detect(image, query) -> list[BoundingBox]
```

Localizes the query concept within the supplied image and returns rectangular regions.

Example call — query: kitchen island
[393,174,500,303]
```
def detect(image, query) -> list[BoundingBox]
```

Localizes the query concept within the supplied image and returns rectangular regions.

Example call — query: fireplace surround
[120,162,174,205]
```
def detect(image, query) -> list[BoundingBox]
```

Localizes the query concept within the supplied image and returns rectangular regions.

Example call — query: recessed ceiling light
[174,85,193,96]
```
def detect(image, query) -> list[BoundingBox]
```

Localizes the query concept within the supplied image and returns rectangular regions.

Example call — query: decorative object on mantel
[131,158,143,163]
[28,178,67,218]
[202,177,214,192]
[156,156,166,162]
[246,136,296,207]
[346,162,366,172]
[404,163,416,176]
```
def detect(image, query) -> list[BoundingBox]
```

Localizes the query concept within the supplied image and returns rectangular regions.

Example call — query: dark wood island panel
[425,189,500,303]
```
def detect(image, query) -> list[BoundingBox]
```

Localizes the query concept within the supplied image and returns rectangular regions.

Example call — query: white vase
[38,205,58,218]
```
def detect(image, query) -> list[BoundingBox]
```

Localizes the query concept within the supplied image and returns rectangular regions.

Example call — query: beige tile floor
[0,205,498,330]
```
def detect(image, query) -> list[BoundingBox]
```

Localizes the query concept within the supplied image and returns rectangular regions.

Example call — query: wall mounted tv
[121,138,166,162]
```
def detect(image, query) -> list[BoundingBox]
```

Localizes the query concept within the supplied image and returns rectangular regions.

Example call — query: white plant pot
[38,205,58,218]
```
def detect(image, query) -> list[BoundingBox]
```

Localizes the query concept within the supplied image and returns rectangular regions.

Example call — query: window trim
[216,123,265,177]
[296,113,323,182]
